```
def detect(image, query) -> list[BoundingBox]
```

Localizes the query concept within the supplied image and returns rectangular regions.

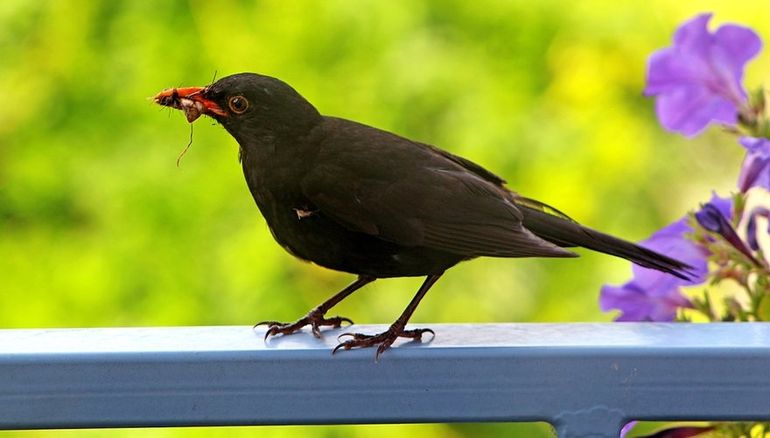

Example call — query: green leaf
[756,294,770,322]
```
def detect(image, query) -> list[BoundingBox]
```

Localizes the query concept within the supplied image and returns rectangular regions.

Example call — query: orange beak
[153,86,227,122]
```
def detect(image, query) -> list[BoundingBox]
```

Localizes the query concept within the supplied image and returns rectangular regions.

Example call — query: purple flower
[746,208,770,251]
[644,13,762,137]
[600,218,703,321]
[694,202,732,234]
[696,199,760,265]
[707,191,734,216]
[601,194,731,321]
[738,137,770,192]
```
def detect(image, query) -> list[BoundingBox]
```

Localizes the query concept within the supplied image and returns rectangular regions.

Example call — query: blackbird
[154,73,692,358]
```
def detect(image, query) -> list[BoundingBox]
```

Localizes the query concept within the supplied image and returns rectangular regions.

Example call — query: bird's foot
[333,326,435,360]
[255,310,353,339]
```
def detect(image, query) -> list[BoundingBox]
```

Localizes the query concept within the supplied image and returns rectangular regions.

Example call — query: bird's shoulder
[314,116,507,187]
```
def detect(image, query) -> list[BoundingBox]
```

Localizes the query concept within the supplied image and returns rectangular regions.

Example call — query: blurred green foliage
[1,1,768,436]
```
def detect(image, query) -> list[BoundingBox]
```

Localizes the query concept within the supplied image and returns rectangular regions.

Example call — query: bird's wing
[301,121,575,258]
[415,141,508,186]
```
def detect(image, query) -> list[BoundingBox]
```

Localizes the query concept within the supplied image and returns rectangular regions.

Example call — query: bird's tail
[517,202,693,280]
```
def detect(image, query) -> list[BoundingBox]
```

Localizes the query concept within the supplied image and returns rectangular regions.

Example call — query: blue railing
[1,323,770,437]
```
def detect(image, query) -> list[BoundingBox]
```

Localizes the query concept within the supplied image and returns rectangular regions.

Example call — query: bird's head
[154,73,322,146]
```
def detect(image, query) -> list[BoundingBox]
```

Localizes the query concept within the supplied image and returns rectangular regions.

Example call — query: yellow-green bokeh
[2,1,769,436]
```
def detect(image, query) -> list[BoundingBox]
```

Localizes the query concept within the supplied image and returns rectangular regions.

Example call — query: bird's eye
[228,95,249,114]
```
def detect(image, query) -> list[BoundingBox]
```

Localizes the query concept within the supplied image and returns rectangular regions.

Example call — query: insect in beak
[154,87,227,123]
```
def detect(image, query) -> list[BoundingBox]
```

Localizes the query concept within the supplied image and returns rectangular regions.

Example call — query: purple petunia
[644,13,762,137]
[600,218,702,321]
[738,137,770,192]
[600,194,731,321]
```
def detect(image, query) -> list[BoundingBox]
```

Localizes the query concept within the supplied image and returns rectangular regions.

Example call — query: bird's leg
[256,275,375,339]
[333,272,443,361]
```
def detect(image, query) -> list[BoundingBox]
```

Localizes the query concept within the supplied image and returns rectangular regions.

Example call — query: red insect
[154,87,226,123]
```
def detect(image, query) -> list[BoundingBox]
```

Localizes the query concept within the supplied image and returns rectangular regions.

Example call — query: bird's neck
[239,120,321,166]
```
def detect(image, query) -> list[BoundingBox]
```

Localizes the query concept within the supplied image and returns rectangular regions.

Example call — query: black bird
[155,73,691,358]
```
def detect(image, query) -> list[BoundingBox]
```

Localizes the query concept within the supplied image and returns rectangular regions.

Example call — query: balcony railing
[2,323,770,437]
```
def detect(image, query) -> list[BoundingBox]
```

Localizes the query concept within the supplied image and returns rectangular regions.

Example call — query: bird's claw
[255,313,353,340]
[333,327,435,360]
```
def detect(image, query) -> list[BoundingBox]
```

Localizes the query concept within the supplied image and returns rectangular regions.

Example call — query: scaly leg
[256,275,375,339]
[333,272,443,360]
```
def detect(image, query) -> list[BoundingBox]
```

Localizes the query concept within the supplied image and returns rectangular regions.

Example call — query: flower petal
[672,13,713,59]
[715,24,763,73]
[655,85,738,137]
[645,48,686,95]
[739,137,770,192]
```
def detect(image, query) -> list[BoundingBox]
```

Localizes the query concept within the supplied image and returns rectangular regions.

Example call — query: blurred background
[1,0,769,436]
